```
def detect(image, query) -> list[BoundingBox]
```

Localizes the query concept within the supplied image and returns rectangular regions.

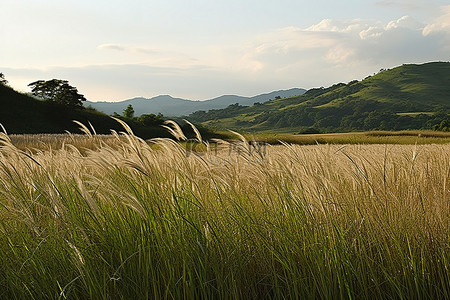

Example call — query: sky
[1,0,450,101]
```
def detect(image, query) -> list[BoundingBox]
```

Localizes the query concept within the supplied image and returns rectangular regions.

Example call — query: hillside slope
[0,84,170,138]
[187,62,450,132]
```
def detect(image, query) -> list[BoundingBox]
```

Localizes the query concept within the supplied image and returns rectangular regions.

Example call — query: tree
[137,113,164,126]
[28,79,86,108]
[0,73,8,85]
[298,127,321,134]
[123,104,135,119]
[432,119,450,132]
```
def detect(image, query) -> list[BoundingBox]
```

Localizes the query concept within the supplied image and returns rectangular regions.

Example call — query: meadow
[0,122,448,299]
[241,130,450,146]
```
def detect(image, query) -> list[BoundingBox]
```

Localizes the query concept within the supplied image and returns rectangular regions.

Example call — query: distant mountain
[84,88,306,117]
[187,62,450,133]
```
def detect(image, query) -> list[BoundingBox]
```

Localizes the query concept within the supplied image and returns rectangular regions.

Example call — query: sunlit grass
[0,125,448,299]
[245,130,450,145]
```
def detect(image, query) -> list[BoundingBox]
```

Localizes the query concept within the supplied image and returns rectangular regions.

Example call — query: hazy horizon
[1,0,449,102]
[85,87,308,103]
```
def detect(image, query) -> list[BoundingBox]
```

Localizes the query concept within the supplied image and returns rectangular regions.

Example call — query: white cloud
[325,45,355,64]
[243,13,449,69]
[97,44,160,55]
[423,5,450,35]
[306,19,366,33]
[97,44,127,52]
[359,26,384,39]
[385,15,423,30]
[307,19,343,32]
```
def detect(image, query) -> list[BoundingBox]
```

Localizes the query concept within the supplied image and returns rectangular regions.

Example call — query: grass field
[239,130,450,146]
[1,125,449,299]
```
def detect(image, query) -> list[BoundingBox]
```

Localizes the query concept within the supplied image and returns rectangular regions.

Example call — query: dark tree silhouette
[0,73,8,85]
[123,104,135,119]
[28,79,86,108]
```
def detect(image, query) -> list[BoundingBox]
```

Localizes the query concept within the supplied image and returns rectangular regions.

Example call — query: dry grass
[9,133,125,152]
[0,127,448,299]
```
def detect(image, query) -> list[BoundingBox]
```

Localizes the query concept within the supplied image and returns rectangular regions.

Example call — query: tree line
[112,104,165,127]
[188,101,450,132]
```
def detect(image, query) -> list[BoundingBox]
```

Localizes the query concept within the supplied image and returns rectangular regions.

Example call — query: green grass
[188,62,450,132]
[238,130,450,145]
[396,112,436,117]
[0,126,449,299]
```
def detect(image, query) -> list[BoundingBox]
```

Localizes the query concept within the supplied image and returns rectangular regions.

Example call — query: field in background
[9,129,450,151]
[9,134,126,153]
[242,130,450,145]
[1,128,449,299]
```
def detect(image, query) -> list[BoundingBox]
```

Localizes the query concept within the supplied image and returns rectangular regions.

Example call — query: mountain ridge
[85,88,306,116]
[187,62,450,132]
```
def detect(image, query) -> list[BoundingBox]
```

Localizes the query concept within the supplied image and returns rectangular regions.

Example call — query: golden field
[0,125,448,299]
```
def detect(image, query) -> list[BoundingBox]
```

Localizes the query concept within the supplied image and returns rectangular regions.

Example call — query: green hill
[187,62,450,132]
[0,84,170,138]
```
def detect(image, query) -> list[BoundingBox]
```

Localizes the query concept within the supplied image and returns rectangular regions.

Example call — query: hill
[187,62,450,132]
[0,84,170,138]
[85,88,306,116]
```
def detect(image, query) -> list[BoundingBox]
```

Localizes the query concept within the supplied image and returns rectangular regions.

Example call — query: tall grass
[0,125,448,299]
[9,133,125,152]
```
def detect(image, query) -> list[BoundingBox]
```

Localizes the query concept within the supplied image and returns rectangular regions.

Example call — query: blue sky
[1,0,449,101]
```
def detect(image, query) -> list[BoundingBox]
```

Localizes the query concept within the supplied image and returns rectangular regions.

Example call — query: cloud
[385,15,423,30]
[242,12,449,70]
[97,43,160,55]
[4,10,450,102]
[359,27,384,39]
[423,5,450,35]
[97,44,128,52]
[306,19,366,33]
